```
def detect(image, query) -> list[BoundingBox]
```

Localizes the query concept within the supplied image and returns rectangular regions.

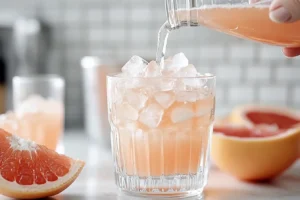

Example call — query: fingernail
[269,6,292,23]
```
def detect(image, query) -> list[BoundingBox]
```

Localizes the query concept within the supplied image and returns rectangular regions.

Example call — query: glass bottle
[164,0,300,47]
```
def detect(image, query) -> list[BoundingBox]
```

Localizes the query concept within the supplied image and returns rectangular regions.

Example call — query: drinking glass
[107,74,216,198]
[164,0,300,47]
[81,56,121,149]
[11,74,65,151]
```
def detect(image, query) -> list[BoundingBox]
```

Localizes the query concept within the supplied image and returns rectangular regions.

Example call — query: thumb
[269,0,300,23]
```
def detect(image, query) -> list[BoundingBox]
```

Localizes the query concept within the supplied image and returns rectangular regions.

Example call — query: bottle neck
[165,0,201,28]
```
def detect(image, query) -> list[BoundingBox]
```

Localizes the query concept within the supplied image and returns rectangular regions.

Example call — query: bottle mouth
[165,0,201,29]
[165,0,178,29]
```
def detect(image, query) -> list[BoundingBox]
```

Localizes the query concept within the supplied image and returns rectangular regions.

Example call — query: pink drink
[114,96,214,177]
[0,96,64,150]
[108,54,216,197]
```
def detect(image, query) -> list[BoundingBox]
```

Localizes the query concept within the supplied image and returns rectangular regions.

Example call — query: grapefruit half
[230,104,300,129]
[0,129,85,199]
[211,125,300,181]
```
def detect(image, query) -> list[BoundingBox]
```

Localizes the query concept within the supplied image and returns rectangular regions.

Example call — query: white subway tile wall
[292,87,300,108]
[0,0,299,127]
[259,85,288,105]
[276,66,300,82]
[228,85,255,105]
[245,65,271,83]
[229,44,255,61]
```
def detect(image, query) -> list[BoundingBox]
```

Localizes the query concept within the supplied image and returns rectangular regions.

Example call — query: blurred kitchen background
[0,0,299,130]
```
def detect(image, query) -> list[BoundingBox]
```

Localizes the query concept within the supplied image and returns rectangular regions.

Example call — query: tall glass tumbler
[12,74,65,151]
[107,74,216,198]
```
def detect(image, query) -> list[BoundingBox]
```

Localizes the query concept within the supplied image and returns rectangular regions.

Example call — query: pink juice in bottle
[177,5,300,47]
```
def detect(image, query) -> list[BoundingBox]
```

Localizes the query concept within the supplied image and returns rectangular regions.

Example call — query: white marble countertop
[1,130,300,200]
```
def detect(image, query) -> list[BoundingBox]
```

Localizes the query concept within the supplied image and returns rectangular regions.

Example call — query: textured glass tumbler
[107,75,216,198]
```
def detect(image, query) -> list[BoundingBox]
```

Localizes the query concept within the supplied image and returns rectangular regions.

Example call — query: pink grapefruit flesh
[0,128,85,199]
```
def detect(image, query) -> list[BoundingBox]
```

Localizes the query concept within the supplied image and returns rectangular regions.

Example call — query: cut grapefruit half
[211,124,300,181]
[0,129,85,199]
[230,104,300,129]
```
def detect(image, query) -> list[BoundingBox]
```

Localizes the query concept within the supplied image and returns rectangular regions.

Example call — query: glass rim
[13,74,65,83]
[106,72,216,80]
[81,56,121,69]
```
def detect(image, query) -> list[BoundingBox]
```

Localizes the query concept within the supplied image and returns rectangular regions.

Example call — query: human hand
[269,0,300,57]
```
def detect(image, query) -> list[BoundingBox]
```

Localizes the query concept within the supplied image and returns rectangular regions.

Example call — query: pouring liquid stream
[156,22,172,68]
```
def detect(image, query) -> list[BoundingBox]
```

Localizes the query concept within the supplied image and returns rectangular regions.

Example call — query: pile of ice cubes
[121,52,202,78]
[112,53,213,129]
[15,95,63,117]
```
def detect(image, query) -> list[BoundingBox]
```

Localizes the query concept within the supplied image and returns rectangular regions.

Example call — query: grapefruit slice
[211,125,300,181]
[0,129,85,199]
[230,104,300,129]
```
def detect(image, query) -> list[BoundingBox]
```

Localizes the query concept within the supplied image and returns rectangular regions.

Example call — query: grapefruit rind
[211,127,300,181]
[230,104,300,127]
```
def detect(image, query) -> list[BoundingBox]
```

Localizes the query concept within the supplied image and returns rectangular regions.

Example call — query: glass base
[115,173,205,198]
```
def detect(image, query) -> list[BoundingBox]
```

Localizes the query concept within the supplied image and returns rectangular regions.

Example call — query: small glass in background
[81,56,121,150]
[2,74,65,151]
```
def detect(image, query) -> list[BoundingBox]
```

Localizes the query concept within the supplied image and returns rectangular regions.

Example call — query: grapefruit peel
[211,124,300,181]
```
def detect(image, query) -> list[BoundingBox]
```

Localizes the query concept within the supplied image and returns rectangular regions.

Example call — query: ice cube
[154,91,175,109]
[176,91,199,102]
[185,78,209,91]
[176,67,207,88]
[150,77,175,92]
[122,56,148,77]
[16,95,46,116]
[139,103,164,128]
[115,103,139,121]
[176,64,197,77]
[145,61,161,77]
[158,78,176,91]
[124,89,148,110]
[161,53,189,76]
[171,105,195,123]
[161,69,175,77]
[161,59,177,77]
[183,79,207,89]
[172,52,189,69]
